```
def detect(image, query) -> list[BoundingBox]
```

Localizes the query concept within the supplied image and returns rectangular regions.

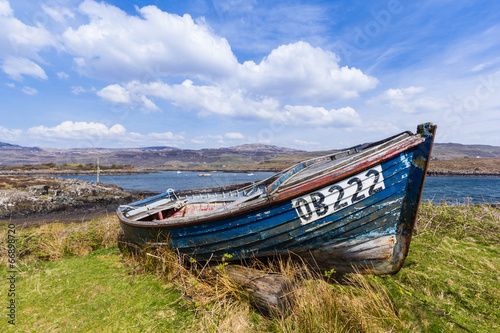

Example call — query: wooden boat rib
[117,123,436,274]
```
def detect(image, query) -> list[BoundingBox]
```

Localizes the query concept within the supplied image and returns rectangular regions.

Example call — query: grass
[0,175,61,190]
[1,248,192,332]
[0,218,194,333]
[428,158,500,174]
[1,202,499,332]
[382,202,500,332]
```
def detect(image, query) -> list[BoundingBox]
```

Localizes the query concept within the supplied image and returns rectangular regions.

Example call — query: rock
[0,176,139,219]
[28,185,50,196]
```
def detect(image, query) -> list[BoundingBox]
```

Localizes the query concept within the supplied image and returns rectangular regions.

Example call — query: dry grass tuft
[415,201,500,244]
[124,243,406,333]
[0,216,121,264]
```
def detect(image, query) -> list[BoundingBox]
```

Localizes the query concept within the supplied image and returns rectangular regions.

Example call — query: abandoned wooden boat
[117,123,436,274]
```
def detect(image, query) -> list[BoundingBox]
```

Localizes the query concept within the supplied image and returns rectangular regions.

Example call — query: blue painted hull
[118,124,436,274]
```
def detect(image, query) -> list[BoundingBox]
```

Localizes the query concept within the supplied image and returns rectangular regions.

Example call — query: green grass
[1,246,193,333]
[1,202,499,332]
[380,202,500,332]
[382,236,499,332]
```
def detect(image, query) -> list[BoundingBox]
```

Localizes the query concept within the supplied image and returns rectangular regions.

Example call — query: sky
[0,0,499,150]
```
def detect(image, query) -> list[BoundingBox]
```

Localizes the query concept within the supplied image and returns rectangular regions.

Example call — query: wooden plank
[210,265,295,316]
[125,199,187,220]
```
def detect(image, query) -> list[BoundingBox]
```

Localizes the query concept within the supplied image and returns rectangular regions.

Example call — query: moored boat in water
[117,123,436,274]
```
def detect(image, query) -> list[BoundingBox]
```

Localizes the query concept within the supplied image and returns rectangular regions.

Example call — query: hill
[0,141,306,169]
[432,143,500,160]
[1,141,499,172]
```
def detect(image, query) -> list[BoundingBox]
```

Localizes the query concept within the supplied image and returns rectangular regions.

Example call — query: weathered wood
[216,265,295,316]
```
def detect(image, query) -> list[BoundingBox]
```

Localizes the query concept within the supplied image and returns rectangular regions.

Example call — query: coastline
[1,156,499,177]
[2,169,500,177]
[0,175,147,225]
[426,171,500,177]
[0,169,157,176]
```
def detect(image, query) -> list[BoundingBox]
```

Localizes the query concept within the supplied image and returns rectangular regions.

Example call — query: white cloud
[0,125,22,142]
[0,1,55,59]
[97,83,159,111]
[71,86,85,95]
[21,86,38,95]
[0,0,377,130]
[71,86,97,95]
[62,2,376,104]
[0,0,13,16]
[42,4,74,23]
[225,132,244,139]
[367,86,448,114]
[283,105,361,127]
[97,80,362,127]
[57,71,69,79]
[61,0,238,81]
[1,121,185,148]
[27,121,127,139]
[6,82,14,87]
[148,132,184,140]
[2,57,47,80]
[97,84,132,103]
[237,42,378,102]
[471,63,489,72]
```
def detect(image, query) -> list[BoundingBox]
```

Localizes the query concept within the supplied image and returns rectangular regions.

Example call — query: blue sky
[1,0,499,149]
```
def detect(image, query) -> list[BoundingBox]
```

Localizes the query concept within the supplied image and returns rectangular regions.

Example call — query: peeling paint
[413,156,427,170]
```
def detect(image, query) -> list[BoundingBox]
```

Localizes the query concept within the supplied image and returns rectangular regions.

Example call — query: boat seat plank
[215,190,264,212]
[125,199,187,220]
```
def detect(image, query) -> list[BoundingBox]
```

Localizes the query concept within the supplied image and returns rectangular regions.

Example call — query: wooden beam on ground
[215,264,295,316]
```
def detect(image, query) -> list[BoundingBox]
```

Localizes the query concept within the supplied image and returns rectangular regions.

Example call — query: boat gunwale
[117,132,428,229]
[272,136,424,202]
[271,132,417,195]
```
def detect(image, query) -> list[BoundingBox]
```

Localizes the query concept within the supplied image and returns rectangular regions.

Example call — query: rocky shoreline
[0,176,144,225]
[2,168,498,227]
[0,169,156,176]
[2,167,499,177]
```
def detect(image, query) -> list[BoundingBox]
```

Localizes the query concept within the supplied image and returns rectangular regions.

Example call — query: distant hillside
[432,143,500,160]
[1,140,499,170]
[138,146,179,151]
[0,142,306,168]
[0,142,20,148]
[0,141,41,151]
[428,158,500,175]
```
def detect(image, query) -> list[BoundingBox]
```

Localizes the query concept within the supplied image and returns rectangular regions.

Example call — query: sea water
[59,172,500,204]
[59,171,275,193]
[421,176,500,204]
